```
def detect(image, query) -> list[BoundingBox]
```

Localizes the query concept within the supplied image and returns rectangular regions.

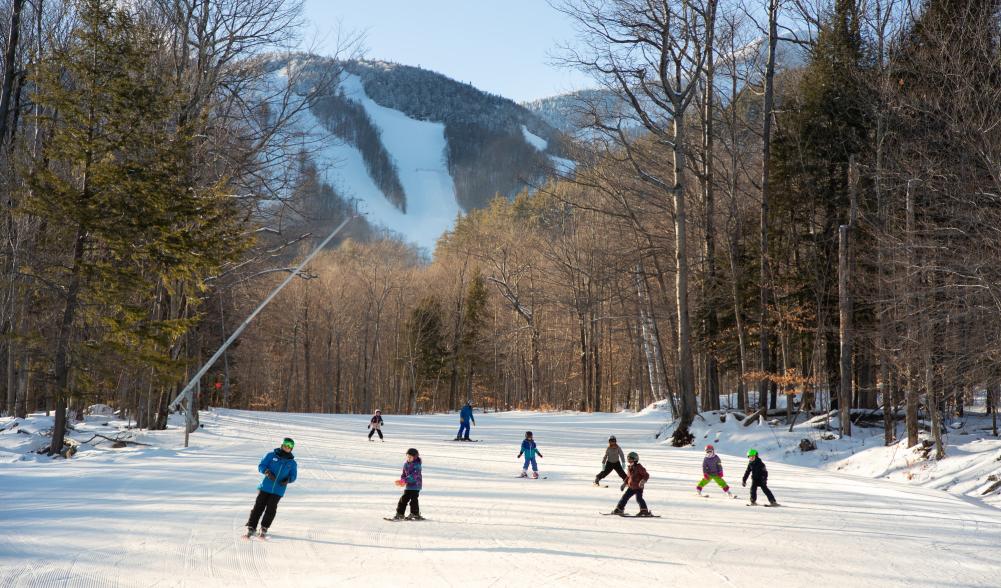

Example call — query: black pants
[247,490,282,530]
[616,487,647,511]
[368,428,383,440]
[750,479,776,503]
[596,461,627,482]
[396,489,420,516]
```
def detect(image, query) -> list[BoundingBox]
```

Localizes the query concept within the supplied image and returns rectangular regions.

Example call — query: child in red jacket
[611,452,654,517]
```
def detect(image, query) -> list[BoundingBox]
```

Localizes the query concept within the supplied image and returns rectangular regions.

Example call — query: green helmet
[747,448,758,457]
[627,451,639,461]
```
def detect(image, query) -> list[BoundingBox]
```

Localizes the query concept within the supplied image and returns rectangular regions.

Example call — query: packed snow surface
[2,409,1001,587]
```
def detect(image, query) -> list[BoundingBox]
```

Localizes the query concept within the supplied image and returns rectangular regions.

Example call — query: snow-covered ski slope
[2,409,1000,587]
[304,73,460,252]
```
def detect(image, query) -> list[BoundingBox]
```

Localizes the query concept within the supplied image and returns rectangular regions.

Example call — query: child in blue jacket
[517,431,543,478]
[246,437,298,538]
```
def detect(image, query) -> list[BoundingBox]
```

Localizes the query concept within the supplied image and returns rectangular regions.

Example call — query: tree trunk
[0,0,24,144]
[905,181,919,447]
[838,223,852,437]
[757,0,780,413]
[671,110,697,446]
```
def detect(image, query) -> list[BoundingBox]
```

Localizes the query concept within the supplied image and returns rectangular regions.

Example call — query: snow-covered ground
[2,408,1001,587]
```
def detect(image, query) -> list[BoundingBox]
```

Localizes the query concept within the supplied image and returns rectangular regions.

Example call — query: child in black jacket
[742,448,778,506]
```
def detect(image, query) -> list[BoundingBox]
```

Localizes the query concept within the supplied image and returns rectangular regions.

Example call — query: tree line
[3,0,999,460]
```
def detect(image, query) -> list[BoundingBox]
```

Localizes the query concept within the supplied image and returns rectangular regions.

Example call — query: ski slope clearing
[2,410,1000,587]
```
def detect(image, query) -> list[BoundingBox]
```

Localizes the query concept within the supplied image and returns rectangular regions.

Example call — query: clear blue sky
[301,0,594,103]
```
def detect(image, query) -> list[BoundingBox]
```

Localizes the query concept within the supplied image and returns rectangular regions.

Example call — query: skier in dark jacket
[594,435,627,486]
[517,431,543,478]
[391,448,424,520]
[742,448,777,506]
[246,438,298,538]
[612,452,653,516]
[368,409,384,441]
[455,401,475,441]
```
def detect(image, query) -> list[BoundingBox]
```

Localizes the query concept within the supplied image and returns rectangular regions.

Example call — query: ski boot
[636,509,654,517]
[519,471,529,478]
[768,500,779,507]
[391,513,406,520]
[696,485,703,496]
[531,471,539,479]
[245,526,256,538]
[748,500,757,506]
[593,479,601,486]
[406,513,425,521]
[611,507,625,516]
[259,527,268,539]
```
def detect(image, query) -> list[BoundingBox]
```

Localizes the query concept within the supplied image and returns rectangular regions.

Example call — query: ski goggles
[282,439,295,450]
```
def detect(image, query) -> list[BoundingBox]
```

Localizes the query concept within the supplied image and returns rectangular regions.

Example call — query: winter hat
[608,435,617,443]
[627,451,639,461]
[747,448,758,457]
[705,444,715,452]
[375,409,382,413]
[282,438,295,449]
[406,448,419,457]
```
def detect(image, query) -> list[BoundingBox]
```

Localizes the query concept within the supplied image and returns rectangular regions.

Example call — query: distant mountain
[523,34,811,137]
[266,56,572,250]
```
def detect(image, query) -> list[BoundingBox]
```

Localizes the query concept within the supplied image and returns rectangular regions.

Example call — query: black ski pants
[396,489,420,516]
[616,487,647,511]
[247,490,282,530]
[749,478,775,503]
[368,428,383,440]
[595,461,627,483]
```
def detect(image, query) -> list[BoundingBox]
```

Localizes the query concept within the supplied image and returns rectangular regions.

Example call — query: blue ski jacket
[258,448,297,497]
[519,439,542,459]
[460,404,475,424]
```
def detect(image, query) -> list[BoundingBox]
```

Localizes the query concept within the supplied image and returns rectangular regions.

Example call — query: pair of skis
[600,512,661,518]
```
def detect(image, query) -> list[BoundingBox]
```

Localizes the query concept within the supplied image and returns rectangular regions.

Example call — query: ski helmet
[747,448,758,457]
[525,431,533,437]
[282,438,295,449]
[608,435,617,443]
[406,448,419,457]
[627,451,639,461]
[375,409,382,413]
[705,444,715,452]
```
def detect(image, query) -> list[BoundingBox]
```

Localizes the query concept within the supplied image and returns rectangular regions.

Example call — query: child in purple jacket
[391,448,424,520]
[697,444,735,498]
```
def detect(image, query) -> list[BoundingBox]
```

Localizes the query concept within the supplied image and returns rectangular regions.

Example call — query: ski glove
[537,453,543,458]
[280,479,289,486]
[742,481,746,487]
[265,470,277,481]
[518,453,523,458]
[620,482,627,491]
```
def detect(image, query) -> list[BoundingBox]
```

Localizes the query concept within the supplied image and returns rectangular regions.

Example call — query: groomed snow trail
[2,410,999,587]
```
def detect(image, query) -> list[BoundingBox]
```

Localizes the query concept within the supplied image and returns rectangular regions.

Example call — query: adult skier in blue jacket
[455,401,476,441]
[245,438,298,538]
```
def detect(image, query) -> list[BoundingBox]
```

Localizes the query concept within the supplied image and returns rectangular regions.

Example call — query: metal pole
[169,215,356,429]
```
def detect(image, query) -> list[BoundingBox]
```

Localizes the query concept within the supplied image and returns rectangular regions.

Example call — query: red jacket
[626,462,649,490]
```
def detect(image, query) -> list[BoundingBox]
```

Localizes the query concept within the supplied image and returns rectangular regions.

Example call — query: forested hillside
[2,0,1000,465]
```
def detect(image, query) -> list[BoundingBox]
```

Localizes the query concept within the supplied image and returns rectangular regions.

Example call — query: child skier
[390,448,424,520]
[246,437,298,538]
[368,409,384,441]
[611,451,653,516]
[697,444,735,498]
[742,448,778,506]
[517,431,543,478]
[594,435,627,486]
